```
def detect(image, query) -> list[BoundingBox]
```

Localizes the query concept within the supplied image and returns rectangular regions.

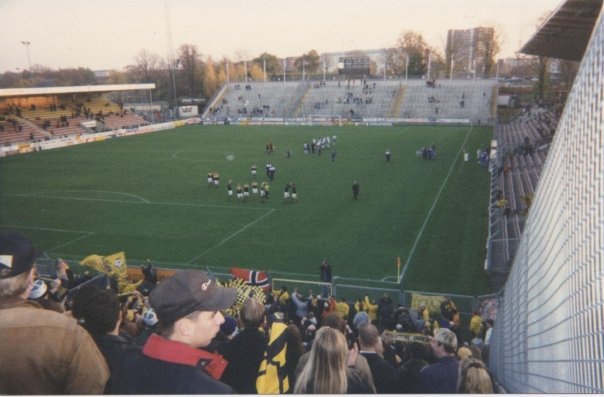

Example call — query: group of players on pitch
[208,165,297,204]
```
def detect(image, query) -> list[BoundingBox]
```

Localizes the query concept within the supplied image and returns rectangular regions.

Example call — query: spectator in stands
[294,327,374,394]
[291,287,309,324]
[55,258,75,288]
[0,231,109,394]
[353,310,370,336]
[335,297,350,320]
[469,310,483,337]
[218,297,268,393]
[71,285,140,391]
[419,328,459,393]
[28,278,64,312]
[319,258,332,298]
[285,323,305,388]
[358,324,398,393]
[363,295,379,324]
[135,307,159,346]
[106,270,237,394]
[397,341,429,393]
[296,313,375,391]
[457,357,494,393]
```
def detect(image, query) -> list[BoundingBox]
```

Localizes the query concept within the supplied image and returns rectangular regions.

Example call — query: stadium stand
[204,79,496,123]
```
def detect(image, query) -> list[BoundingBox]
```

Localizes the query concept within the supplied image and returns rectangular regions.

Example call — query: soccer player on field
[227,180,233,199]
[236,184,243,201]
[283,183,290,202]
[243,183,250,200]
[252,181,259,195]
[352,180,360,200]
[213,172,220,188]
[261,182,270,202]
[251,164,257,176]
[207,171,213,187]
[291,182,297,202]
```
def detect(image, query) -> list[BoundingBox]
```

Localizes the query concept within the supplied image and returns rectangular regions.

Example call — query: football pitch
[0,124,494,295]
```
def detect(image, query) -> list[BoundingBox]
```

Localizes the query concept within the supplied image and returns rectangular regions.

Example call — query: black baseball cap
[149,270,237,323]
[0,231,40,279]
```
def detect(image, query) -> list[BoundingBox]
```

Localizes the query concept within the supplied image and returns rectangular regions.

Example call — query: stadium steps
[288,83,310,118]
[388,86,406,118]
[202,84,229,118]
[17,116,53,139]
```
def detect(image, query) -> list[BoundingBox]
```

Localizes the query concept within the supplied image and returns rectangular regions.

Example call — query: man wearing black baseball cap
[107,270,237,394]
[0,231,109,394]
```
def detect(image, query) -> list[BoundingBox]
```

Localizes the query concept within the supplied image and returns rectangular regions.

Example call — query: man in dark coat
[218,297,268,393]
[106,271,237,394]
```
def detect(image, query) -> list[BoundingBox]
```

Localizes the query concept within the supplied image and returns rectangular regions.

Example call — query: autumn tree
[294,50,320,75]
[396,32,430,77]
[202,58,219,98]
[557,59,580,92]
[56,67,97,86]
[252,53,281,80]
[533,56,550,101]
[384,47,408,78]
[249,63,264,82]
[482,27,501,78]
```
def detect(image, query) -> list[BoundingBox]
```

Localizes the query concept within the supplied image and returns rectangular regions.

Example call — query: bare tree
[177,44,204,99]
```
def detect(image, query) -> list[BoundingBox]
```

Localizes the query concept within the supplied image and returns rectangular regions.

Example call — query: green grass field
[0,124,494,295]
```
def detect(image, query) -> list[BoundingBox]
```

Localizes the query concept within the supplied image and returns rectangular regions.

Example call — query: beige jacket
[0,300,109,394]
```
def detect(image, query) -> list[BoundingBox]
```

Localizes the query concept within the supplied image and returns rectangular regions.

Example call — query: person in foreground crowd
[0,231,109,394]
[358,323,398,393]
[294,326,374,394]
[218,297,268,393]
[457,357,495,393]
[419,327,460,393]
[106,270,237,394]
[71,285,140,378]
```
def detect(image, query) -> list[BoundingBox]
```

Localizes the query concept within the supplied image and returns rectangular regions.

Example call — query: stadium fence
[487,8,604,393]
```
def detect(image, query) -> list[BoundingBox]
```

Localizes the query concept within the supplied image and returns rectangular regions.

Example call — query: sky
[0,0,562,73]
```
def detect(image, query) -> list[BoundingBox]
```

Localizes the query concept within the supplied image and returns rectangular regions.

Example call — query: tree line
[0,29,575,107]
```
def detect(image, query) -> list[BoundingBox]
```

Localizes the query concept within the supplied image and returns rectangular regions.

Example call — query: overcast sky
[0,0,561,73]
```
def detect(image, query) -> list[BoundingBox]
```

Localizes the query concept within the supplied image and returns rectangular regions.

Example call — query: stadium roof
[0,83,155,98]
[520,0,603,61]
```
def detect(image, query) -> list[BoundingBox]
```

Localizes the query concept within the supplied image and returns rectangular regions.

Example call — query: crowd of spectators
[0,231,498,394]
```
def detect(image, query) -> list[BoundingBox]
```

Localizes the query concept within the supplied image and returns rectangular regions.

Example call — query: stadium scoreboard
[338,56,370,77]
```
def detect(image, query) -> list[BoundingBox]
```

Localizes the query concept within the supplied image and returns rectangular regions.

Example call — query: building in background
[446,27,495,78]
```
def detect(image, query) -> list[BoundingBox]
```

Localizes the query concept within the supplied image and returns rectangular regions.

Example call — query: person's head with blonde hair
[294,326,348,394]
[457,357,494,393]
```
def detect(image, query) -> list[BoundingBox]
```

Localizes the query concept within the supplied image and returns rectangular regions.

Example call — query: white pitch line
[398,125,475,284]
[0,224,93,234]
[185,208,275,264]
[3,193,273,211]
[7,190,151,203]
[47,232,93,252]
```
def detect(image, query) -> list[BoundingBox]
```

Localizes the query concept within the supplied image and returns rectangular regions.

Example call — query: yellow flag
[256,321,289,394]
[80,252,142,293]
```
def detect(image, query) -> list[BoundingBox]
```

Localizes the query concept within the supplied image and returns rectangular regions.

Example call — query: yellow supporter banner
[410,292,446,318]
[80,252,142,293]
